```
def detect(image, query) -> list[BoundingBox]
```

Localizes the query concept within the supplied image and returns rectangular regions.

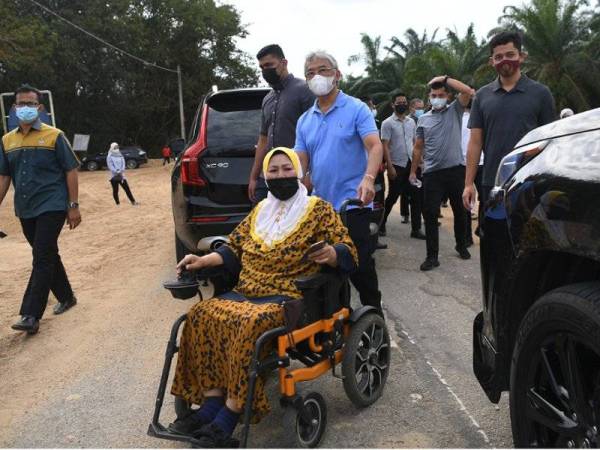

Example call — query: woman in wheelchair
[169,147,357,447]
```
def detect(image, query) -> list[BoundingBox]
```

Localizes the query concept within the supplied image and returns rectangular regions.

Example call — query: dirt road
[0,161,187,446]
[0,162,510,447]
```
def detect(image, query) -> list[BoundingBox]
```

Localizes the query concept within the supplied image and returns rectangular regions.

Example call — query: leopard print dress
[171,198,357,422]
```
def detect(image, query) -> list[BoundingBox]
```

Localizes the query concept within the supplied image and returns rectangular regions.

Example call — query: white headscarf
[252,148,315,248]
[109,142,122,155]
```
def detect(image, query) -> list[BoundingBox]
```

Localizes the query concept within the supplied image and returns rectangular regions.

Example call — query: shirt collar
[17,118,42,133]
[274,73,294,91]
[311,89,347,115]
[493,74,529,92]
[392,113,408,122]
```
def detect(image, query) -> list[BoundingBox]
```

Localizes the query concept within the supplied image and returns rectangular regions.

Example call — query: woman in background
[106,142,137,206]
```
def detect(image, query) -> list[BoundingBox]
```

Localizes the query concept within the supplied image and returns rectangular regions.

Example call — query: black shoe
[190,423,239,448]
[11,316,39,334]
[53,296,77,315]
[466,238,474,248]
[438,212,444,218]
[378,228,386,237]
[168,412,208,436]
[410,230,426,240]
[376,241,388,250]
[420,258,440,271]
[442,201,448,208]
[401,216,409,224]
[456,246,471,260]
[474,226,481,237]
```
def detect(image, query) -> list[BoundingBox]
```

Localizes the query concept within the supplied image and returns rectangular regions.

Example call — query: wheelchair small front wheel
[282,392,327,448]
[342,313,390,408]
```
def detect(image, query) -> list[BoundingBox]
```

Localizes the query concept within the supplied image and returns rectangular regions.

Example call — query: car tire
[510,282,600,448]
[126,159,138,169]
[86,160,99,171]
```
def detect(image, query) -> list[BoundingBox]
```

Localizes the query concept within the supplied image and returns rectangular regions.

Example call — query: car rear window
[205,91,267,157]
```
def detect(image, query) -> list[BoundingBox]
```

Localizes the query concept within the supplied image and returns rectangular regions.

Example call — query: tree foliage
[0,0,257,155]
[344,0,600,114]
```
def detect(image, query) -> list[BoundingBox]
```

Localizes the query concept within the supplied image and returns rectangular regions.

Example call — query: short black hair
[489,31,523,55]
[391,92,408,102]
[15,84,42,102]
[429,82,448,93]
[359,96,372,103]
[256,44,285,60]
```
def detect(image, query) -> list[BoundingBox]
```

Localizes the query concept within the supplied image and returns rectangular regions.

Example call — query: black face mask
[262,68,281,86]
[394,104,408,114]
[267,177,299,201]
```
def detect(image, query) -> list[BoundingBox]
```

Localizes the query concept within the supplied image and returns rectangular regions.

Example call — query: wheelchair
[148,199,391,448]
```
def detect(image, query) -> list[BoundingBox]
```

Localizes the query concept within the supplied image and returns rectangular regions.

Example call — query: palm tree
[497,0,596,110]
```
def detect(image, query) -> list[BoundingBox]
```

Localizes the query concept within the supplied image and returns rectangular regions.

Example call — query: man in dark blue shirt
[248,44,315,203]
[463,31,555,209]
[0,85,81,334]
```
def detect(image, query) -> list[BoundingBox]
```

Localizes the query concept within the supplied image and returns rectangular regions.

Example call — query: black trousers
[110,178,136,204]
[382,164,423,232]
[400,192,409,217]
[423,165,468,258]
[346,208,382,310]
[19,211,73,319]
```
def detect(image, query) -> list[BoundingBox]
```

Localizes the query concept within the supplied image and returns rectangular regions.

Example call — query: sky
[222,0,520,85]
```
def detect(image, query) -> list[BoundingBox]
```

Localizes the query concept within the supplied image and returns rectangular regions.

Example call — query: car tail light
[181,105,209,187]
[190,216,230,223]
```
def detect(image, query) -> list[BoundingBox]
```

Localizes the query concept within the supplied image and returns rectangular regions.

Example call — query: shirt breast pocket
[32,149,59,172]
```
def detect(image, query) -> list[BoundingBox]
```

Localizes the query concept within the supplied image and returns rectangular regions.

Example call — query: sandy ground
[0,161,185,437]
[0,162,511,448]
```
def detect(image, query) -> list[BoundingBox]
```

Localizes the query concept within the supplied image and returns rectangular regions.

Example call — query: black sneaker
[53,296,77,315]
[190,423,239,448]
[168,412,208,436]
[378,228,386,237]
[466,238,474,248]
[420,258,440,271]
[456,246,471,260]
[11,315,39,334]
[410,230,426,240]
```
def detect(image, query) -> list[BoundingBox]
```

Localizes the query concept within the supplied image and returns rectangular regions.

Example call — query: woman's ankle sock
[194,396,225,423]
[212,406,240,436]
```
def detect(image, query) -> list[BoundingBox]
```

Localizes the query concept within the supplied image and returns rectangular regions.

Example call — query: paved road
[0,208,513,448]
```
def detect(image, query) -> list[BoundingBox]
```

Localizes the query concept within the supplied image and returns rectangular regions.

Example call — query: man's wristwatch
[68,201,79,209]
[443,75,449,84]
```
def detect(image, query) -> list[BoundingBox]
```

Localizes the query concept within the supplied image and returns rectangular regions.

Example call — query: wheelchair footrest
[147,422,195,444]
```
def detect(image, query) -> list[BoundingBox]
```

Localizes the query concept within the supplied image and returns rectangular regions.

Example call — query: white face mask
[308,74,336,97]
[430,97,448,110]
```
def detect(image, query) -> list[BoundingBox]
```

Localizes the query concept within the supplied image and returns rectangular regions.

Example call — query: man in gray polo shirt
[463,31,555,210]
[410,76,474,271]
[380,92,425,239]
[248,44,315,203]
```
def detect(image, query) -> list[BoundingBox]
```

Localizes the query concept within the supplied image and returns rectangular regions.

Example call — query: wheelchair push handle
[339,198,363,226]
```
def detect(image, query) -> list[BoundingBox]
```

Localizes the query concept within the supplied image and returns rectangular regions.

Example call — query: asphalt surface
[0,208,514,448]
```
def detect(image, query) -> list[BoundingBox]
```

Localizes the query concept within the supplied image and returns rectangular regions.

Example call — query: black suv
[81,146,148,171]
[172,88,270,261]
[473,108,600,447]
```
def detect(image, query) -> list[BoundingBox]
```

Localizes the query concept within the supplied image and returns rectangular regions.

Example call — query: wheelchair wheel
[342,313,390,408]
[282,392,327,448]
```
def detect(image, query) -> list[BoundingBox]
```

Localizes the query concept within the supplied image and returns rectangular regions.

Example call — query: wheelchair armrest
[195,266,228,281]
[295,272,341,291]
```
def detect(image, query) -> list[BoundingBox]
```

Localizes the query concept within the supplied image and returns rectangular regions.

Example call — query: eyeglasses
[16,101,39,107]
[305,67,335,80]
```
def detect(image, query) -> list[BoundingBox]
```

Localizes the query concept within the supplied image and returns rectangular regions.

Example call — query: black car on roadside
[171,88,270,262]
[473,108,600,447]
[80,145,148,171]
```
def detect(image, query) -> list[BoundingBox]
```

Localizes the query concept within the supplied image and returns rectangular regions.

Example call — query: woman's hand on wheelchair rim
[308,244,337,267]
[177,254,206,275]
